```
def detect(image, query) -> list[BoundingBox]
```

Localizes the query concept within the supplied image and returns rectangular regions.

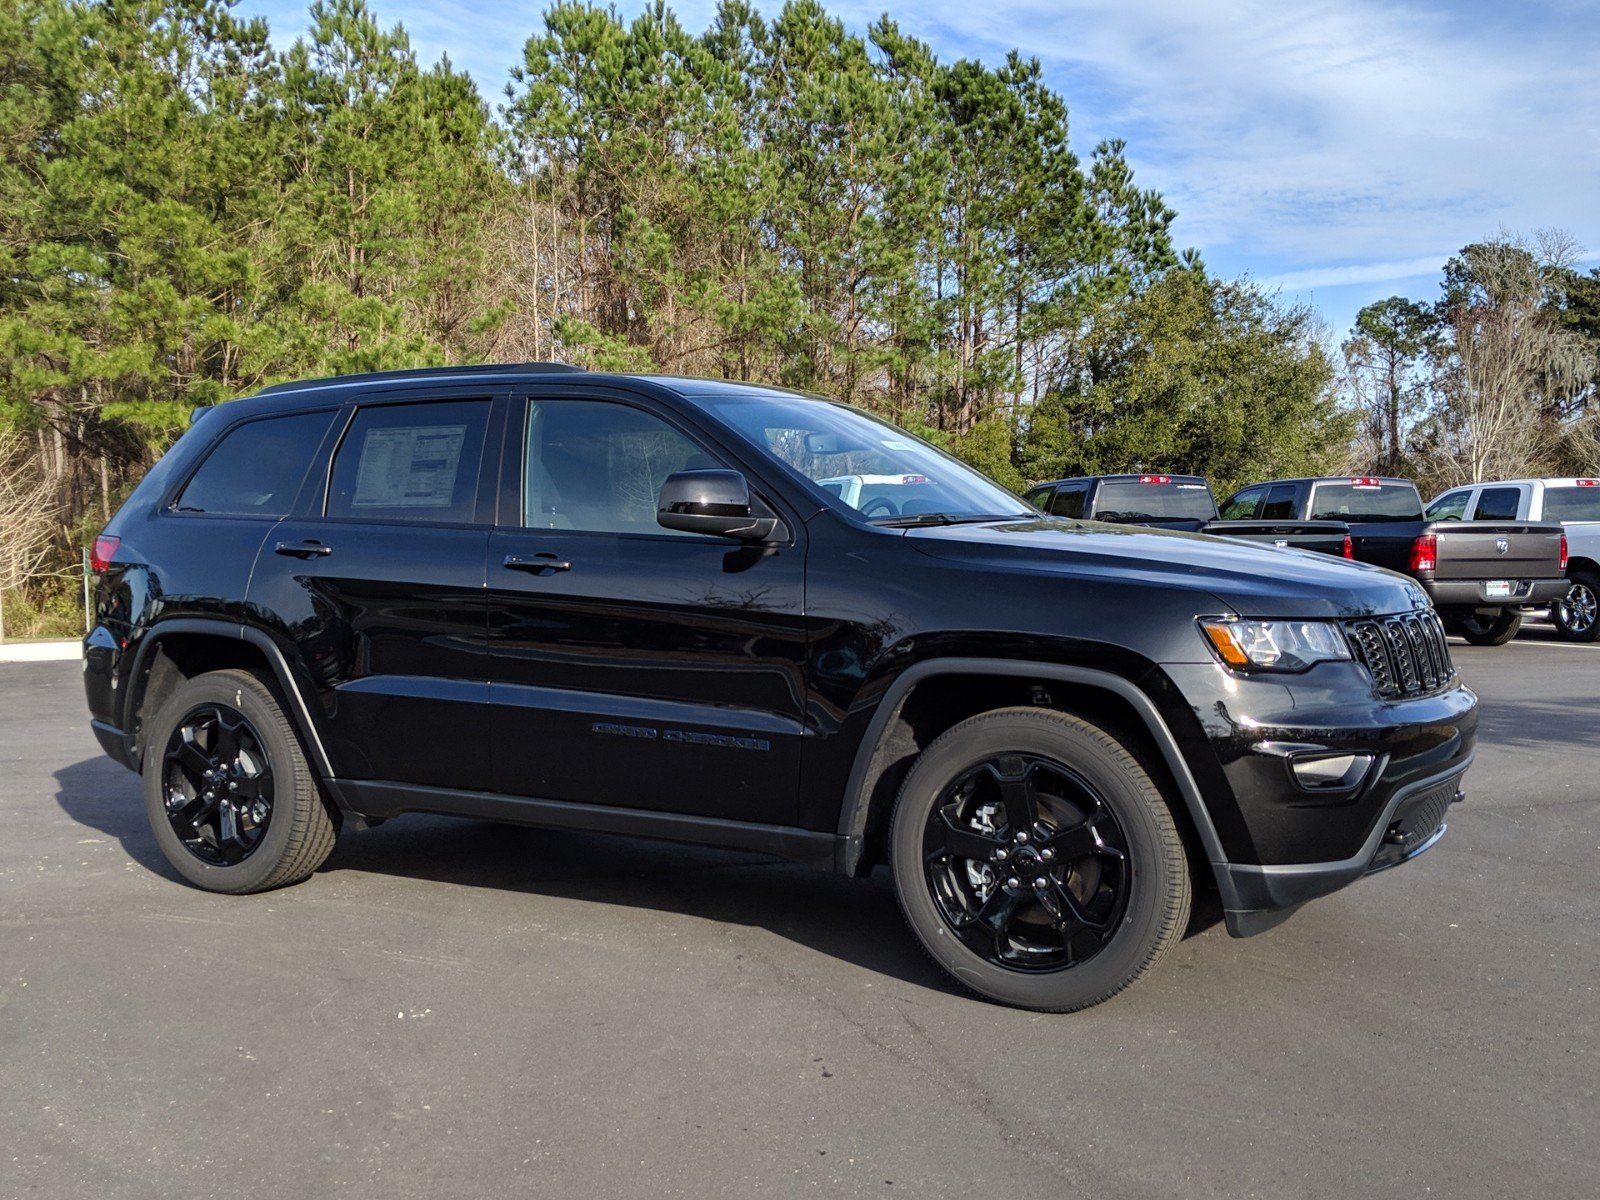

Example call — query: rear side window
[175,411,333,517]
[1471,487,1522,521]
[1049,485,1087,518]
[1543,485,1600,521]
[327,400,490,524]
[1259,484,1298,520]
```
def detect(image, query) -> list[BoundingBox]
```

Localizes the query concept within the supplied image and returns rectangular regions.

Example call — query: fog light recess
[1290,753,1373,791]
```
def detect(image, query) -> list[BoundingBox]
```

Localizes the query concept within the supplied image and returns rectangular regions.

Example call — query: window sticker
[352,425,466,508]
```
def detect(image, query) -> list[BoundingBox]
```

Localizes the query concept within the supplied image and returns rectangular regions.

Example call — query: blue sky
[236,0,1600,344]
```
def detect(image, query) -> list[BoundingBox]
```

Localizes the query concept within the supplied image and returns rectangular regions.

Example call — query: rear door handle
[275,541,332,559]
[504,553,572,574]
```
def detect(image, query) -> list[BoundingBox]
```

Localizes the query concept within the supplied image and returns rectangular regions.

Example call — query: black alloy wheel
[160,703,275,865]
[921,754,1130,972]
[143,668,337,893]
[890,707,1190,1012]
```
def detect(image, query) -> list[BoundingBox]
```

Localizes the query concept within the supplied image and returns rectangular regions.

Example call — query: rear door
[248,392,498,790]
[483,387,808,825]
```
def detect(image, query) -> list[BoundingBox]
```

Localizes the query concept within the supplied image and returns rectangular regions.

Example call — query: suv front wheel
[889,707,1190,1012]
[142,668,337,893]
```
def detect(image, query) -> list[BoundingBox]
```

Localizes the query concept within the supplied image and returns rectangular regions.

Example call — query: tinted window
[1049,485,1087,519]
[1543,486,1600,522]
[525,399,722,534]
[1472,487,1522,521]
[1309,482,1423,522]
[1425,490,1471,521]
[1218,488,1263,520]
[327,400,490,524]
[1093,479,1214,520]
[176,411,333,517]
[1024,486,1054,510]
[1260,484,1298,520]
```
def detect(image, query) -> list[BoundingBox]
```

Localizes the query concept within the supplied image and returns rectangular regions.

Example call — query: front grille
[1344,611,1455,699]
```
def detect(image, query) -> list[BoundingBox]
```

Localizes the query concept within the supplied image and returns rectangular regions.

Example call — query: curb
[0,640,83,664]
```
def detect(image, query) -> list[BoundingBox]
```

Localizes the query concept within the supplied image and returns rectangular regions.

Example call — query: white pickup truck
[1426,477,1600,642]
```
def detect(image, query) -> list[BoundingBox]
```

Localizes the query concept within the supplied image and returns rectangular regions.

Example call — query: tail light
[1559,533,1568,572]
[90,534,121,573]
[1409,533,1437,573]
[1138,475,1172,484]
[1342,534,1354,559]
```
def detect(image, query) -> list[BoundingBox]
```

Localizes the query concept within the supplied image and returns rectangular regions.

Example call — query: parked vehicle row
[1029,470,1587,647]
[84,363,1478,1012]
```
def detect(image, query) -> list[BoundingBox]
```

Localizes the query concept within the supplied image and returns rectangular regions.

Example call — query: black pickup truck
[1025,474,1351,555]
[1220,476,1569,645]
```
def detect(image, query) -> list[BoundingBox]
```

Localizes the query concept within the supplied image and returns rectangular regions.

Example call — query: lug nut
[1005,877,1020,889]
[1033,876,1049,889]
[1015,831,1029,844]
[994,848,1009,861]
[1040,848,1055,862]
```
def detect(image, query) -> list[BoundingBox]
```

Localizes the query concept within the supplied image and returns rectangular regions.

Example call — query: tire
[889,707,1190,1012]
[1457,608,1522,646]
[142,668,337,893]
[1551,571,1600,643]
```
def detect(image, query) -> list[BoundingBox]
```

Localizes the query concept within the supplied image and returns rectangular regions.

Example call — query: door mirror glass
[657,470,781,541]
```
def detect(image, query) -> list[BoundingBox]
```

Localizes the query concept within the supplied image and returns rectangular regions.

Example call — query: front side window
[1023,485,1055,510]
[701,392,1029,522]
[1218,488,1263,520]
[175,411,333,517]
[1425,490,1471,521]
[327,400,490,524]
[524,399,723,534]
[1472,487,1522,522]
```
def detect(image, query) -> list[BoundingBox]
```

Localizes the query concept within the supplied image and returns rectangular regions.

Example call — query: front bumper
[1424,577,1568,608]
[1219,763,1466,935]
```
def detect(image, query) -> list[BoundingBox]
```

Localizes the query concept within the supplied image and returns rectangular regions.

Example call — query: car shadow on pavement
[51,755,961,995]
[53,756,187,885]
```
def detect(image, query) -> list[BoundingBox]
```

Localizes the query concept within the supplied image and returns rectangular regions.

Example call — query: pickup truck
[1023,474,1351,555]
[1425,477,1600,642]
[1220,476,1569,646]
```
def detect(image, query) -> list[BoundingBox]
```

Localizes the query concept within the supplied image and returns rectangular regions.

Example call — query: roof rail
[254,361,585,397]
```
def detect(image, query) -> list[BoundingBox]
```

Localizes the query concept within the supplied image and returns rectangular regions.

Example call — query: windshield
[1309,481,1423,522]
[1093,480,1215,521]
[702,392,1029,521]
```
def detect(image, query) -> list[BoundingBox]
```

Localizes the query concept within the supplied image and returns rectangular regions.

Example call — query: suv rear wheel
[889,707,1190,1012]
[1552,570,1600,643]
[142,668,337,893]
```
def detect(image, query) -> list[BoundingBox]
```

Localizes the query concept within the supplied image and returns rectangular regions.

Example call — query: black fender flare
[122,617,338,781]
[832,657,1231,885]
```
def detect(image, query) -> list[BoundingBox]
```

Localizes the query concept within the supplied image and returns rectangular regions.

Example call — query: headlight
[1199,618,1351,672]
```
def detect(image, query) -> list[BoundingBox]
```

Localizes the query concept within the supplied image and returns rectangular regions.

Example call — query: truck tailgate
[1432,523,1565,581]
[1202,519,1350,555]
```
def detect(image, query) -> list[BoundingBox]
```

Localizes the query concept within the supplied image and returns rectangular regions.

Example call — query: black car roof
[1032,473,1208,488]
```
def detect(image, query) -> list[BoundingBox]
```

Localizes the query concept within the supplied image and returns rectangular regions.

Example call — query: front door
[484,392,807,825]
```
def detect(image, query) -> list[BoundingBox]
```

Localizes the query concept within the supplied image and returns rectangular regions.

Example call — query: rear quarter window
[174,410,335,517]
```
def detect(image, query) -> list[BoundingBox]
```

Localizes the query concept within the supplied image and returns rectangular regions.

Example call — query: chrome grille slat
[1344,612,1454,700]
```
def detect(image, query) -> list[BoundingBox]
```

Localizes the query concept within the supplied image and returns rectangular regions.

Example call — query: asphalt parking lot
[2,630,1595,1200]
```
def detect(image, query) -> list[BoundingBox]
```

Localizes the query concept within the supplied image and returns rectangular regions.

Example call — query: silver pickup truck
[1427,477,1600,642]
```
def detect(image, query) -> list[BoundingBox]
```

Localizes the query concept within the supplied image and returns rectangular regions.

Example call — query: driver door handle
[504,553,572,574]
[275,541,333,559]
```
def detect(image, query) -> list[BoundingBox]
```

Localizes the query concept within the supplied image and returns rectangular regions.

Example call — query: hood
[905,518,1427,620]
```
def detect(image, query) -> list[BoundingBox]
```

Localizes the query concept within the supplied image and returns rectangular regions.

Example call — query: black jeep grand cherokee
[83,364,1476,1011]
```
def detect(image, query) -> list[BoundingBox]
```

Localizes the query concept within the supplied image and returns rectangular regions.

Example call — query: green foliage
[1020,270,1349,495]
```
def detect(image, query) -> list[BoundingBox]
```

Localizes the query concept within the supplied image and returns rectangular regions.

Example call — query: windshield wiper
[870,512,1030,528]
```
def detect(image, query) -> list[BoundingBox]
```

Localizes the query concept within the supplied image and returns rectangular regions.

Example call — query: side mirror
[657,470,782,542]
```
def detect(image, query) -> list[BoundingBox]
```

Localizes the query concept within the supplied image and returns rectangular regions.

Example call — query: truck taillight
[1409,533,1437,573]
[1576,479,1598,487]
[1351,476,1381,487]
[1342,534,1354,559]
[90,535,121,573]
[1560,533,1568,572]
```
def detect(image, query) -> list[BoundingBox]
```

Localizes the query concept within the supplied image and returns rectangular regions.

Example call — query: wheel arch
[834,659,1230,894]
[1565,554,1600,580]
[123,618,337,783]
